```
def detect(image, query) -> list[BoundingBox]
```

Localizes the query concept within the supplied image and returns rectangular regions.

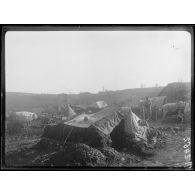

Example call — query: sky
[5,31,191,94]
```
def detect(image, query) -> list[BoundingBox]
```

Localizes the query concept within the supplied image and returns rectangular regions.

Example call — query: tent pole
[143,105,145,120]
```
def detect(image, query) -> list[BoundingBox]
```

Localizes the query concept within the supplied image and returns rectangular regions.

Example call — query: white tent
[15,111,38,121]
[89,101,108,109]
[61,104,76,118]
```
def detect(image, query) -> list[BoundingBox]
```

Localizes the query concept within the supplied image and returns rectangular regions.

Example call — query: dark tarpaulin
[42,107,149,147]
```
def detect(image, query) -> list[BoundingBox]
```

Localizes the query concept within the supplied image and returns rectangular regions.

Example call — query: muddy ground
[135,122,191,168]
[4,121,192,169]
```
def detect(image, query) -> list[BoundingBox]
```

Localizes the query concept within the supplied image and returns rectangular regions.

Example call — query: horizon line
[6,81,192,95]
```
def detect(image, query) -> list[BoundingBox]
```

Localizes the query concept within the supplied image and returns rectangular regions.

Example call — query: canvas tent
[86,101,108,114]
[59,104,76,119]
[89,101,108,109]
[123,109,148,142]
[15,111,38,121]
[65,107,122,134]
[42,107,149,148]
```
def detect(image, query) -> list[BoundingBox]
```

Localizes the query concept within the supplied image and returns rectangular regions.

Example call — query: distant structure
[178,78,183,82]
[140,83,146,88]
[15,111,38,121]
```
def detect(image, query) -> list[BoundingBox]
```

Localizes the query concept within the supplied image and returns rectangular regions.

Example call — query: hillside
[6,82,191,113]
[6,87,163,113]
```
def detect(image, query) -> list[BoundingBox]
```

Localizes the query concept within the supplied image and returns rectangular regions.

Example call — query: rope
[62,127,73,150]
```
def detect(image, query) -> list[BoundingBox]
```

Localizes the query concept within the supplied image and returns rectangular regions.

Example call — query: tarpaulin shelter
[42,107,149,148]
[85,101,108,114]
[65,107,121,134]
[60,104,76,118]
[15,111,38,121]
[88,101,108,110]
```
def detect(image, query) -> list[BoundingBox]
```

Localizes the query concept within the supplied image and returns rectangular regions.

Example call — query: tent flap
[124,110,148,142]
[92,111,123,134]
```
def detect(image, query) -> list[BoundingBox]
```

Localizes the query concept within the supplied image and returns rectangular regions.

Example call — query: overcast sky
[5,31,191,94]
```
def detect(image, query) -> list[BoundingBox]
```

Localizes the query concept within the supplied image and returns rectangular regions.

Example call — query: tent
[42,107,149,148]
[65,107,122,134]
[60,104,76,118]
[86,101,108,113]
[89,101,108,109]
[15,111,38,121]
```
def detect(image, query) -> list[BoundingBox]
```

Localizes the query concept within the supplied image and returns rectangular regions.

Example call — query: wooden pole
[143,105,145,120]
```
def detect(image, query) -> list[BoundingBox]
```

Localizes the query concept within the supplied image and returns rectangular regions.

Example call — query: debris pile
[144,126,167,149]
[157,126,186,134]
[100,147,140,166]
[33,143,107,167]
[30,143,142,167]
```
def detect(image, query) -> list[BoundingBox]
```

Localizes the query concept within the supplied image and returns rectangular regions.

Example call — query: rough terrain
[4,120,191,169]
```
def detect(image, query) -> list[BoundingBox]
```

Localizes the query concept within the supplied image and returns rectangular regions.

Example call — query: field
[4,83,191,169]
[4,120,191,169]
[6,82,191,113]
[6,87,164,112]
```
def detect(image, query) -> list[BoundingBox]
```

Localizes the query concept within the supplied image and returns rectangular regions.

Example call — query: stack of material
[38,143,107,167]
[32,143,141,167]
